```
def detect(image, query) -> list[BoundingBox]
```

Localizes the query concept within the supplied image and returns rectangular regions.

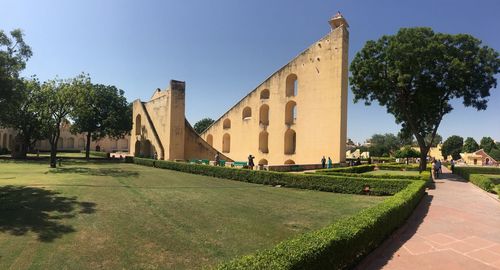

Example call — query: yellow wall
[200,15,349,165]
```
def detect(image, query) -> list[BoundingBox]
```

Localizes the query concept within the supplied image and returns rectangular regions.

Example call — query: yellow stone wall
[200,15,349,165]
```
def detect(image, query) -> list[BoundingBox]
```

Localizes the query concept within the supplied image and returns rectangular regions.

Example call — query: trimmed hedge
[315,170,431,181]
[217,180,427,270]
[89,151,110,158]
[453,166,500,179]
[469,174,496,192]
[134,158,410,196]
[316,165,376,174]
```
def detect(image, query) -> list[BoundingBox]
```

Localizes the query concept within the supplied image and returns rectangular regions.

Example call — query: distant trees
[441,135,463,160]
[193,118,214,134]
[0,29,32,123]
[351,27,500,170]
[367,133,401,157]
[71,82,132,159]
[480,137,496,153]
[394,145,420,163]
[462,137,480,153]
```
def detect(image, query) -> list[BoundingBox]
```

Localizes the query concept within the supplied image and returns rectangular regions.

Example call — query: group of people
[321,156,333,169]
[214,152,256,170]
[432,159,443,178]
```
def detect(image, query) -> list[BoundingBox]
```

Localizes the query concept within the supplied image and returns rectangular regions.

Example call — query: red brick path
[356,167,500,270]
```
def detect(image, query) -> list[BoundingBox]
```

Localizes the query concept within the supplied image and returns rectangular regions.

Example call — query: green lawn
[0,152,104,158]
[0,161,384,269]
[363,169,421,176]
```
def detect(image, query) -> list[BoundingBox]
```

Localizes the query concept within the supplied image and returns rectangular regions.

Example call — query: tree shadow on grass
[0,185,96,242]
[48,167,139,178]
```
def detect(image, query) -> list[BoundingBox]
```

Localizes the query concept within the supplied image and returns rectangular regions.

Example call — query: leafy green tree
[350,27,500,171]
[441,135,463,160]
[462,137,479,153]
[0,29,32,120]
[489,148,500,162]
[71,82,132,159]
[193,118,214,134]
[40,75,85,167]
[367,133,401,157]
[394,145,420,164]
[425,133,442,147]
[480,136,497,153]
[0,77,48,158]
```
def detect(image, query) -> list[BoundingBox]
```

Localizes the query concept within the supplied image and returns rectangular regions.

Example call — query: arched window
[260,89,270,99]
[121,139,129,150]
[110,140,118,150]
[78,138,85,149]
[284,159,295,165]
[206,134,213,146]
[259,131,269,153]
[285,101,297,125]
[259,104,269,126]
[1,133,6,148]
[285,74,298,97]
[258,159,268,165]
[57,138,64,149]
[223,119,231,129]
[222,133,230,153]
[135,115,142,135]
[67,137,75,149]
[284,129,296,155]
[134,141,141,157]
[242,107,252,120]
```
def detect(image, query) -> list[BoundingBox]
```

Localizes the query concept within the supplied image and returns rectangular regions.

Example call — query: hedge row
[88,151,109,158]
[315,171,431,181]
[453,166,500,180]
[217,180,427,270]
[133,158,410,196]
[316,164,376,174]
[468,174,497,192]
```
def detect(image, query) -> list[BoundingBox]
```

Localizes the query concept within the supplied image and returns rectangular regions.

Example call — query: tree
[0,77,48,158]
[367,133,401,157]
[193,118,214,134]
[480,136,497,153]
[462,137,480,153]
[0,29,32,121]
[489,148,500,162]
[40,76,84,167]
[441,135,463,160]
[425,133,442,147]
[71,82,132,159]
[394,145,420,164]
[350,27,500,171]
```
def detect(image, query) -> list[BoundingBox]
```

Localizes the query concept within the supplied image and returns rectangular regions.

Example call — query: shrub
[469,174,495,192]
[134,158,410,196]
[316,165,376,174]
[89,151,110,158]
[453,166,500,179]
[216,180,427,270]
[315,171,430,181]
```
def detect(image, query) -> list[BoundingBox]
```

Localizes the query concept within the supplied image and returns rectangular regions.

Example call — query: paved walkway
[356,168,500,270]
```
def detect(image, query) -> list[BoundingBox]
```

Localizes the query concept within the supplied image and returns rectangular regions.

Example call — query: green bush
[316,164,376,174]
[469,174,495,192]
[495,185,500,199]
[216,180,427,270]
[453,166,500,179]
[89,151,110,158]
[315,170,430,181]
[134,158,410,196]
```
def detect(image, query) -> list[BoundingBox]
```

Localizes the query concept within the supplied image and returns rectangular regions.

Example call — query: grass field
[0,152,104,158]
[363,169,421,176]
[0,161,384,269]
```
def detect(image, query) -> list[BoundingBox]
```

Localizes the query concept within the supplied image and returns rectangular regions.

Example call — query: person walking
[437,159,442,177]
[321,156,326,169]
[215,152,220,166]
[327,157,332,169]
[450,159,455,174]
[248,154,255,170]
[432,159,438,179]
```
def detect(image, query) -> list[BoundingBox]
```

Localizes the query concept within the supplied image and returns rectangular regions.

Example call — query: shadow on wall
[48,167,139,178]
[0,185,96,242]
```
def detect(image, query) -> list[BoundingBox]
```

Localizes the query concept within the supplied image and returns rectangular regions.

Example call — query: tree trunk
[85,131,91,160]
[50,143,57,168]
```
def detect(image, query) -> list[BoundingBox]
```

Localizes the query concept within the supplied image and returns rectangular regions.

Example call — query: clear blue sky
[3,0,499,143]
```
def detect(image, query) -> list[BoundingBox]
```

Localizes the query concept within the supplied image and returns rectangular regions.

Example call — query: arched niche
[285,74,298,97]
[284,129,296,155]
